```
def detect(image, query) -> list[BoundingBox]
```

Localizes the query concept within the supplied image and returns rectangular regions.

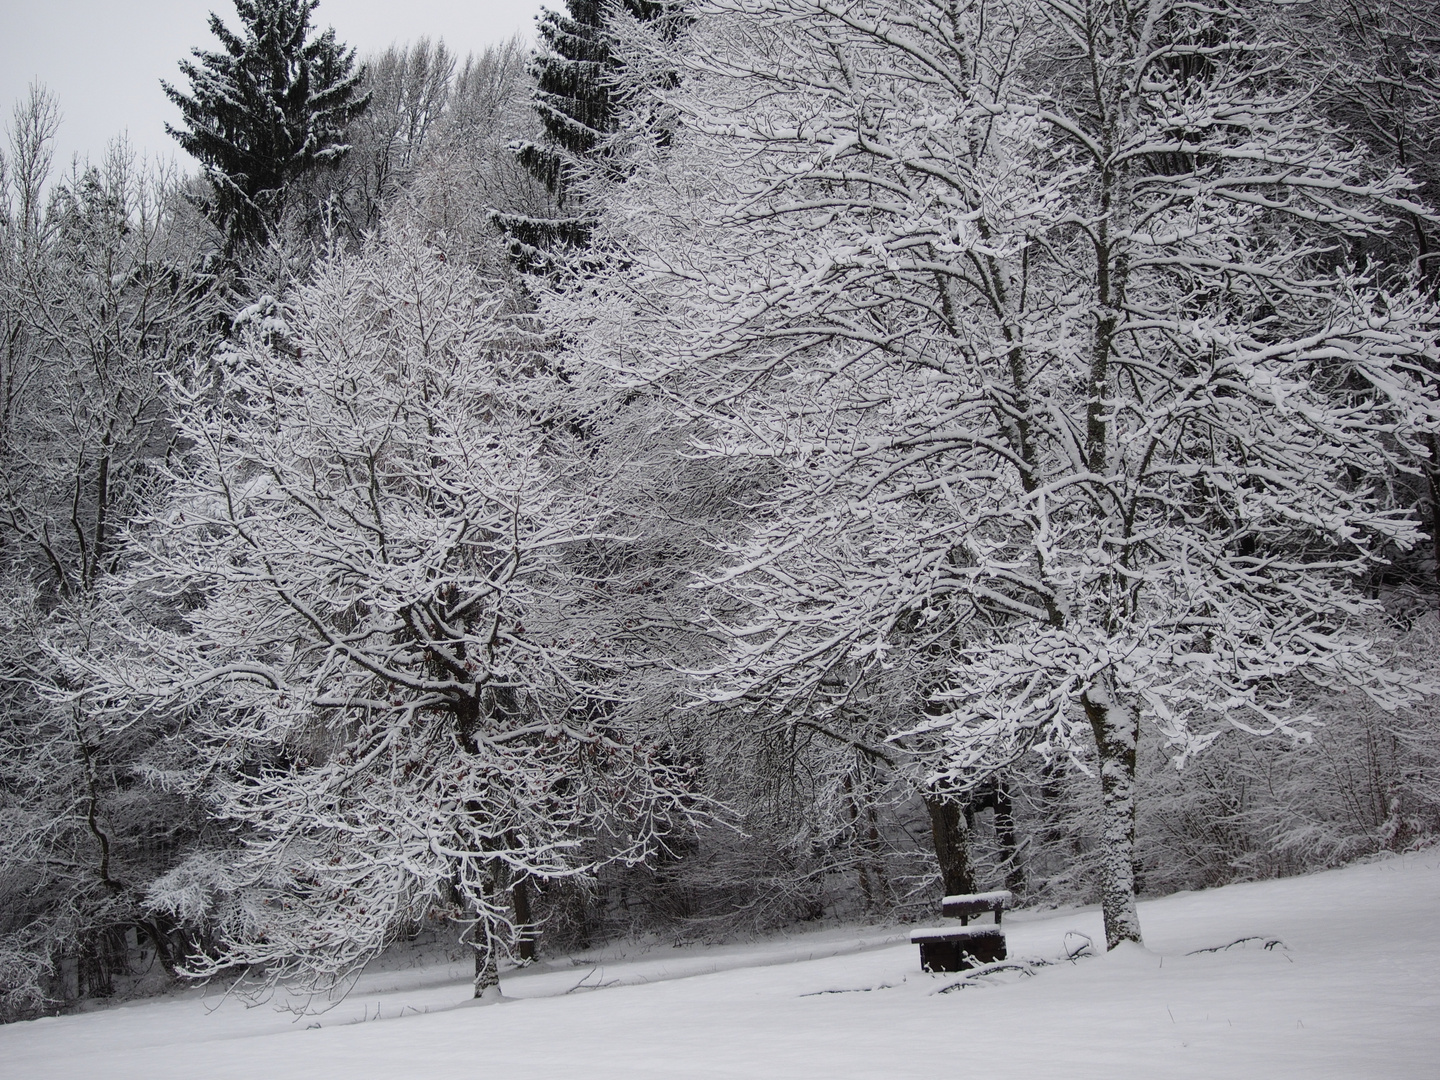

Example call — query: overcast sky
[0,0,548,177]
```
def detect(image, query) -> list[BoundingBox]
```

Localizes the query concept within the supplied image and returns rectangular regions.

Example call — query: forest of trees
[3,0,1440,1020]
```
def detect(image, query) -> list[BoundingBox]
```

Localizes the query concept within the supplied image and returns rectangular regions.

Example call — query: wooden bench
[941,889,1011,925]
[911,890,1012,972]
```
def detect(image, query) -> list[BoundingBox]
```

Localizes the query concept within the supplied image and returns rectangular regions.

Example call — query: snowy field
[3,851,1437,1080]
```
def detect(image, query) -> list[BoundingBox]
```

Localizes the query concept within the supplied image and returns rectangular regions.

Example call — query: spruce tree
[500,0,676,267]
[162,0,368,253]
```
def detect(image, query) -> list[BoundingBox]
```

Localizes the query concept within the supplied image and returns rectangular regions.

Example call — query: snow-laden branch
[58,223,703,997]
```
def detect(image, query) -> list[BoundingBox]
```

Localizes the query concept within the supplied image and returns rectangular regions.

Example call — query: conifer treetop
[162,0,368,251]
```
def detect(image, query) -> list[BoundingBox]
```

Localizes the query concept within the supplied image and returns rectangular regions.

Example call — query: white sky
[0,0,549,178]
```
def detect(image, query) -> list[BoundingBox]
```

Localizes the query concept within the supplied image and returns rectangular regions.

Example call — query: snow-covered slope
[4,851,1437,1079]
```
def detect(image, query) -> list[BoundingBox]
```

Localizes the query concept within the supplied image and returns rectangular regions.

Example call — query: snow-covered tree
[400,38,554,270]
[163,0,369,252]
[497,0,688,268]
[66,222,697,1000]
[550,0,1440,949]
[0,108,219,1018]
[1277,1,1440,597]
[1292,0,1440,279]
[0,146,212,597]
[338,38,457,234]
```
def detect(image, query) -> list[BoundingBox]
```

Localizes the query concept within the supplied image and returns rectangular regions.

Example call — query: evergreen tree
[500,0,678,266]
[162,0,368,253]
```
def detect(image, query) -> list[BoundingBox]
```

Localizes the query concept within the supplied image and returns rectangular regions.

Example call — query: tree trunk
[992,777,1025,895]
[137,919,181,979]
[1082,680,1143,950]
[842,772,875,909]
[512,876,536,963]
[924,794,976,897]
[469,869,503,1002]
[472,936,500,1001]
[862,796,890,903]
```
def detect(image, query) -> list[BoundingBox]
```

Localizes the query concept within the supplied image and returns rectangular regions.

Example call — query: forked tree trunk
[1082,680,1143,950]
[924,794,976,897]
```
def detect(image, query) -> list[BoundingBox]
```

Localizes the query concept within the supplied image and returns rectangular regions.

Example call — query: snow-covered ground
[4,851,1437,1079]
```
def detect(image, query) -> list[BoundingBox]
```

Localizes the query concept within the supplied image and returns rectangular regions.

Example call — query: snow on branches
[64,225,698,997]
[549,0,1440,949]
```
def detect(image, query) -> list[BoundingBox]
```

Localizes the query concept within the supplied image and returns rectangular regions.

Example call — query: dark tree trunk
[992,777,1025,894]
[844,776,873,908]
[1082,680,1143,950]
[924,794,976,897]
[512,875,536,963]
[862,796,889,903]
[137,919,182,979]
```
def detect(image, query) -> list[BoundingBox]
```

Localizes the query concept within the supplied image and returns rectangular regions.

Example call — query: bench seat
[940,889,1013,923]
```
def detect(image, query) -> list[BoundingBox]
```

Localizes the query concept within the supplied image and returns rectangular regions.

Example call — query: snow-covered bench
[912,889,1012,972]
[941,889,1012,925]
